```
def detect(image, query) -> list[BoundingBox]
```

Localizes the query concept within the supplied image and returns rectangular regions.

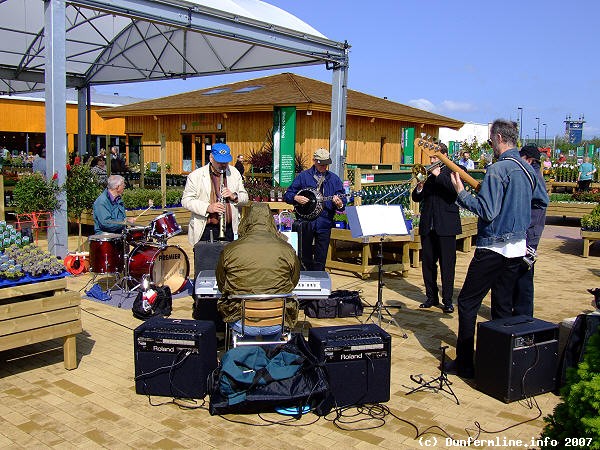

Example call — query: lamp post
[517,107,523,142]
[542,123,547,146]
[533,128,537,145]
[535,117,540,145]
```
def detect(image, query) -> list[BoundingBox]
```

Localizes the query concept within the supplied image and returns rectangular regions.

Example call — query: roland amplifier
[475,315,558,403]
[134,317,217,399]
[308,324,391,407]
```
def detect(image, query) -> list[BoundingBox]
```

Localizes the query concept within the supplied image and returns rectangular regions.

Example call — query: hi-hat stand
[405,346,459,405]
[109,228,142,306]
[365,236,408,338]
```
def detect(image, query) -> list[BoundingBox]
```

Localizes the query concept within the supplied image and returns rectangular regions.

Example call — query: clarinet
[218,169,226,240]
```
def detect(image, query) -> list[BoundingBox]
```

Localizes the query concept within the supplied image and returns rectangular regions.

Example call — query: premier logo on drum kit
[87,212,189,294]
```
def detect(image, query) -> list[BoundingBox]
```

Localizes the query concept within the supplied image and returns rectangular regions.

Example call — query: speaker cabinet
[475,315,558,403]
[308,324,391,407]
[134,317,217,399]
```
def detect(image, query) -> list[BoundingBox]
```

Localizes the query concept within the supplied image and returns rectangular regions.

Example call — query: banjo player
[284,148,346,271]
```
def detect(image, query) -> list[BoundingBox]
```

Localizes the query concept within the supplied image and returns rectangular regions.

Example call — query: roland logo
[152,345,175,353]
[340,353,363,360]
[158,253,181,261]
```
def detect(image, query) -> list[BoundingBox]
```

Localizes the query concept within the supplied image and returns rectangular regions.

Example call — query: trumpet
[412,160,445,183]
[218,169,226,240]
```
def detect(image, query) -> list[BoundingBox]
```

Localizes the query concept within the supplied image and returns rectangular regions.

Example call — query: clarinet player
[182,143,248,244]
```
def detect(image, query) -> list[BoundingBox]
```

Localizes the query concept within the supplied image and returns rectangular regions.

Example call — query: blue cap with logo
[211,143,232,163]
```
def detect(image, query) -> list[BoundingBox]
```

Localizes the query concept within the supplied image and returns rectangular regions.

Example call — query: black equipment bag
[305,297,337,319]
[208,333,330,415]
[331,290,364,317]
[132,286,173,320]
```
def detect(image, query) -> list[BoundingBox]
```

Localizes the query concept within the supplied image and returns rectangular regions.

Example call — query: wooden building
[99,73,464,174]
[0,93,128,156]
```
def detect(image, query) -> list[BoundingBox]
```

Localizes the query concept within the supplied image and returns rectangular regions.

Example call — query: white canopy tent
[0,0,349,256]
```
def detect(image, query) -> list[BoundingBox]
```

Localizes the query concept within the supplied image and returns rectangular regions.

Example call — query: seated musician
[93,174,136,234]
[215,203,301,335]
[284,148,345,270]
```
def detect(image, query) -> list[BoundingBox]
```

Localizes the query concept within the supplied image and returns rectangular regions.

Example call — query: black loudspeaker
[308,324,391,407]
[475,315,558,403]
[134,317,217,399]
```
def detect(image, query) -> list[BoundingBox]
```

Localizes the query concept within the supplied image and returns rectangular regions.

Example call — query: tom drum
[149,212,182,240]
[88,233,124,274]
[124,226,149,245]
[128,243,189,294]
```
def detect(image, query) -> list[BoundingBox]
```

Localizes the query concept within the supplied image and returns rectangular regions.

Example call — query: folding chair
[225,293,298,349]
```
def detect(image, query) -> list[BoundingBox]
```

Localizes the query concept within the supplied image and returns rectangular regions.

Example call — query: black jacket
[411,166,462,236]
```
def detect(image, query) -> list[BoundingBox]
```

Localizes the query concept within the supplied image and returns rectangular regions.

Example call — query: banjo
[294,188,343,220]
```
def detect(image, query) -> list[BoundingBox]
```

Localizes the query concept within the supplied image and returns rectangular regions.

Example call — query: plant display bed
[546,202,596,219]
[326,228,412,279]
[581,229,600,257]
[0,277,81,369]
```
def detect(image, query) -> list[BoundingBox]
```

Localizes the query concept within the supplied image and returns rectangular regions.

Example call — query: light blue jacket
[456,148,549,247]
[93,189,126,234]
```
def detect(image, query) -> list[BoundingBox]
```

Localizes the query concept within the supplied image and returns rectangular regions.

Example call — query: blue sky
[98,0,600,139]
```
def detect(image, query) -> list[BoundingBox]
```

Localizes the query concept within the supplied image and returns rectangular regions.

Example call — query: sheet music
[347,205,408,237]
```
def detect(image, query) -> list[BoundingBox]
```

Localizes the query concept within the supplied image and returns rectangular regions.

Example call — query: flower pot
[334,221,346,229]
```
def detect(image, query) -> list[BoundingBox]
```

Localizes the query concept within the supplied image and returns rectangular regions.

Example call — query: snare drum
[88,233,124,274]
[128,243,190,294]
[124,226,149,245]
[149,212,182,240]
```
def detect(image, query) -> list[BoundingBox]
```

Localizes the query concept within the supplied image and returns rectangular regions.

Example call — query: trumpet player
[182,143,248,244]
[412,143,461,314]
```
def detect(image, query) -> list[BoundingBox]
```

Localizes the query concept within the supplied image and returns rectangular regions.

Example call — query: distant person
[577,156,596,191]
[90,157,108,187]
[32,149,46,178]
[1,146,8,159]
[234,154,245,177]
[512,144,547,317]
[458,151,475,170]
[110,146,126,173]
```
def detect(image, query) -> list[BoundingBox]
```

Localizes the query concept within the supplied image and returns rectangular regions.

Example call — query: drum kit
[87,212,190,294]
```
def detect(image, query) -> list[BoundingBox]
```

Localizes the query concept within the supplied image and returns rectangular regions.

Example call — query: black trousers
[421,230,457,305]
[512,263,535,317]
[455,248,522,372]
[294,220,331,271]
[201,223,234,242]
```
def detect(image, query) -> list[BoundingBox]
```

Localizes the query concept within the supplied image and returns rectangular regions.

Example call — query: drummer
[93,174,136,234]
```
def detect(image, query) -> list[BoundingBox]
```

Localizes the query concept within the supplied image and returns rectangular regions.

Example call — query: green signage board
[273,106,296,187]
[589,144,595,157]
[403,128,415,164]
[577,146,584,157]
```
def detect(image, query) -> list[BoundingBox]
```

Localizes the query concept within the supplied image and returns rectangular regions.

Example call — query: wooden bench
[546,202,596,219]
[581,230,600,257]
[0,278,82,369]
[326,228,412,279]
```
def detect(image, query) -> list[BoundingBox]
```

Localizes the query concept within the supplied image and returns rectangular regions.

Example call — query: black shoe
[442,304,454,314]
[419,300,440,308]
[442,359,474,379]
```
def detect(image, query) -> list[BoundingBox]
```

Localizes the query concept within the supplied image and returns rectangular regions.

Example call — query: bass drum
[128,243,189,294]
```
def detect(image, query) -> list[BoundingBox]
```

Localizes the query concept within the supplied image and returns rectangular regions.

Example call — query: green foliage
[121,188,183,209]
[549,193,575,202]
[66,165,102,220]
[540,332,600,449]
[13,173,62,214]
[573,191,600,203]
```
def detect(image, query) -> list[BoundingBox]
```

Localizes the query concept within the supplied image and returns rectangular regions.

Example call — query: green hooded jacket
[216,203,301,326]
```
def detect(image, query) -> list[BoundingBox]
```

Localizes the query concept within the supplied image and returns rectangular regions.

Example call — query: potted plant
[13,173,62,214]
[333,211,347,229]
[66,165,103,250]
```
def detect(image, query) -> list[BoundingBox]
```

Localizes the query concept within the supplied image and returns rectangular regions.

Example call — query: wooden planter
[0,278,81,369]
[546,202,596,219]
[581,229,600,257]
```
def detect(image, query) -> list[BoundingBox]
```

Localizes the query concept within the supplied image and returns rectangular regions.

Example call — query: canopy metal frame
[0,0,349,257]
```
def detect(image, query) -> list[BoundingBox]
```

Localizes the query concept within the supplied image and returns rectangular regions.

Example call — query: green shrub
[122,188,183,209]
[13,173,62,214]
[66,165,102,220]
[549,193,575,202]
[540,332,600,448]
[572,191,600,202]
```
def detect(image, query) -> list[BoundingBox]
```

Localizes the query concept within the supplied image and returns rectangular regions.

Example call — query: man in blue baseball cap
[182,142,248,244]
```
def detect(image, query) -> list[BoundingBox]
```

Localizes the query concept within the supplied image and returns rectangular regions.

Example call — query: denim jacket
[284,166,346,232]
[456,148,549,247]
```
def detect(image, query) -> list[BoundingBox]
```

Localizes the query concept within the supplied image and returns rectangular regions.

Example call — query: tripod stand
[110,228,142,306]
[365,236,407,337]
[405,346,459,404]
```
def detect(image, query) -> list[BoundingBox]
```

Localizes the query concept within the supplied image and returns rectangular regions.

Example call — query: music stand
[346,205,409,335]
